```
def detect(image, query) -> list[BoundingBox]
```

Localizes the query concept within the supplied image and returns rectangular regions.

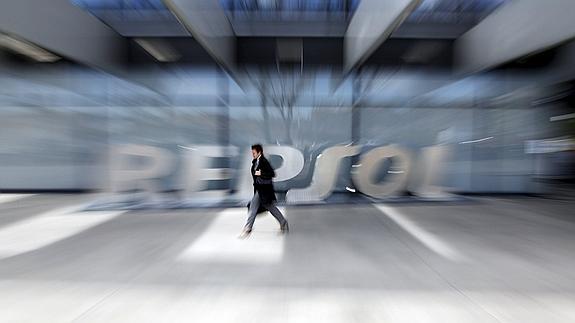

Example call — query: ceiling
[72,0,508,37]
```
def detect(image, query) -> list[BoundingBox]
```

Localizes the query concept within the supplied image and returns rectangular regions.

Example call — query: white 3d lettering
[110,144,451,203]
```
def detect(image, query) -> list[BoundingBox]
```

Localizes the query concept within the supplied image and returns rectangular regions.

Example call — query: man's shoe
[238,229,252,239]
[280,223,289,234]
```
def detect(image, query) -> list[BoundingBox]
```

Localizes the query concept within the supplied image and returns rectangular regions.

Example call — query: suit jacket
[251,155,277,205]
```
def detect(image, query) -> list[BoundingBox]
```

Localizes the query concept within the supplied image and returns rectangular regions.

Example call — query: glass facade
[0,64,549,198]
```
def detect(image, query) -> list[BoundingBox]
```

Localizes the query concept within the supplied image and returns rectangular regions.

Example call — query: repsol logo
[110,144,451,204]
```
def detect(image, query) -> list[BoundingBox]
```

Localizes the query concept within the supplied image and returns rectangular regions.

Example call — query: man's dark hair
[251,144,263,154]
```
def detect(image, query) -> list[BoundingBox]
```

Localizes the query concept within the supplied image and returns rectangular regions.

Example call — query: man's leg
[244,192,261,231]
[264,203,288,229]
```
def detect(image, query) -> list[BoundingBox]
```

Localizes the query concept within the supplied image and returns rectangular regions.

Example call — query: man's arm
[258,158,275,179]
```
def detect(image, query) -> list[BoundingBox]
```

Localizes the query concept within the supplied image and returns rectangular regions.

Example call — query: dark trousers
[245,192,287,230]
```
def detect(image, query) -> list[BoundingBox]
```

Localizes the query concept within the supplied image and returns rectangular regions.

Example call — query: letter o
[352,145,412,199]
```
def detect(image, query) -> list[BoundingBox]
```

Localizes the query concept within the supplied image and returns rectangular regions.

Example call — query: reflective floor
[0,194,574,322]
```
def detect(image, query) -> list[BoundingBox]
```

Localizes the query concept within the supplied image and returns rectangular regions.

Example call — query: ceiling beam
[455,0,575,75]
[0,0,127,73]
[344,0,422,73]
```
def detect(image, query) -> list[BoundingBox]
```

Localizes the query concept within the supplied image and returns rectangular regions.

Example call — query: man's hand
[255,170,261,176]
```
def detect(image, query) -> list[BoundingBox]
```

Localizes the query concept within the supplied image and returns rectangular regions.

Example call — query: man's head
[251,144,263,159]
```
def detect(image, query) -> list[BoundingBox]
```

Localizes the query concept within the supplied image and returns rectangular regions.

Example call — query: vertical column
[351,70,361,145]
[218,69,230,146]
[218,69,232,196]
